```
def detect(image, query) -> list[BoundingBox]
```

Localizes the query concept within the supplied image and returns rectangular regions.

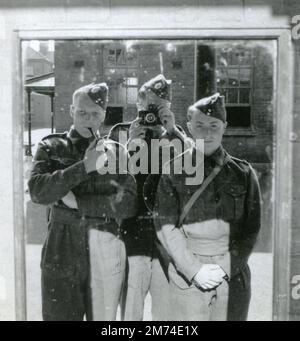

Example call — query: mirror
[22,39,276,321]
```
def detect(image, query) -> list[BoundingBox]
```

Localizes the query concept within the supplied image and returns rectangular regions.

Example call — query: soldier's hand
[158,105,176,134]
[129,118,146,141]
[193,264,225,290]
[61,191,78,210]
[84,139,108,174]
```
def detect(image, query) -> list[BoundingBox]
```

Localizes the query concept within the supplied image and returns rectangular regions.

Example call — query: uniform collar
[67,126,97,145]
[205,145,226,167]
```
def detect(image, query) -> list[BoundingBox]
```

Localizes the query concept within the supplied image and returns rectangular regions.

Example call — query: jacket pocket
[221,184,246,221]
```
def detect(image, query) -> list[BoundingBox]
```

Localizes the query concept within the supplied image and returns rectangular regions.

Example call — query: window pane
[126,50,138,67]
[216,51,228,67]
[127,87,138,104]
[238,50,252,65]
[116,84,126,104]
[240,68,251,86]
[226,106,251,127]
[227,49,253,66]
[228,88,238,103]
[104,68,127,83]
[240,88,250,103]
[105,106,123,125]
[113,68,127,78]
[126,70,138,78]
[126,77,138,86]
[216,68,228,87]
[104,68,117,79]
[107,49,116,66]
[228,50,240,66]
[228,68,239,87]
[116,49,126,65]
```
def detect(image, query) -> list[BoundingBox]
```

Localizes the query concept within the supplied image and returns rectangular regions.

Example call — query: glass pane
[126,49,139,67]
[116,48,126,65]
[126,69,138,78]
[106,49,116,66]
[238,50,252,65]
[228,50,239,65]
[116,84,126,104]
[104,68,127,84]
[126,77,138,86]
[240,88,250,103]
[127,87,138,105]
[216,51,228,67]
[23,39,276,322]
[216,68,228,87]
[104,68,117,79]
[240,68,251,86]
[227,106,251,127]
[113,68,127,78]
[228,68,239,87]
[228,88,238,103]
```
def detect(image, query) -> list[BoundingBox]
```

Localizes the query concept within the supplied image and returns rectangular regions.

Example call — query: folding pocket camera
[138,104,162,126]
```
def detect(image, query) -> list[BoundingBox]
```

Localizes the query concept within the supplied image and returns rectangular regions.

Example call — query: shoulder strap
[178,154,230,227]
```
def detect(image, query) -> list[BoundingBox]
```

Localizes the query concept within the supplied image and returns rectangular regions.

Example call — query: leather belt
[52,205,116,226]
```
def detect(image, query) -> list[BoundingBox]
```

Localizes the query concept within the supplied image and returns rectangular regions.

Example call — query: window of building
[216,47,253,128]
[104,106,123,126]
[103,46,139,115]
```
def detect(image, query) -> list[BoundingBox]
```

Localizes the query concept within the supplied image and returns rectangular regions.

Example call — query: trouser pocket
[89,229,126,277]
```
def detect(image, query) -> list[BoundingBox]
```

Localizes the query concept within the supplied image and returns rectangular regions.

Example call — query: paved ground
[26,245,272,321]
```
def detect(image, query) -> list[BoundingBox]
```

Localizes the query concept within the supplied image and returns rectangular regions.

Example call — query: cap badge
[154,81,163,90]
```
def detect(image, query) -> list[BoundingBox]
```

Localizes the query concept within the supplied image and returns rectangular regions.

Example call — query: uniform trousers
[41,206,126,321]
[122,255,170,321]
[168,253,229,321]
[121,218,171,321]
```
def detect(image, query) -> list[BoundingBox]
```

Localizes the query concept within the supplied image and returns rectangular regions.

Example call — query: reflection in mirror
[23,39,276,321]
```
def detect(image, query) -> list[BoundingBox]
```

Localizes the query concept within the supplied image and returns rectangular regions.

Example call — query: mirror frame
[12,28,293,321]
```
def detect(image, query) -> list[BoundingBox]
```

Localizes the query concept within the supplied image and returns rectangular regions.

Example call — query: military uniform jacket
[108,122,188,256]
[108,122,188,217]
[28,127,137,220]
[154,146,261,284]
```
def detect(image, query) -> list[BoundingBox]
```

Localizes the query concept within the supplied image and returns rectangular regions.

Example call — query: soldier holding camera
[109,74,187,321]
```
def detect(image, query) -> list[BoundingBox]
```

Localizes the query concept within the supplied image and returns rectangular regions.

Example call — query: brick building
[54,40,274,162]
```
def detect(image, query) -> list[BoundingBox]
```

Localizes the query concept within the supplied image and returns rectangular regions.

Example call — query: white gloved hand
[193,264,226,290]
